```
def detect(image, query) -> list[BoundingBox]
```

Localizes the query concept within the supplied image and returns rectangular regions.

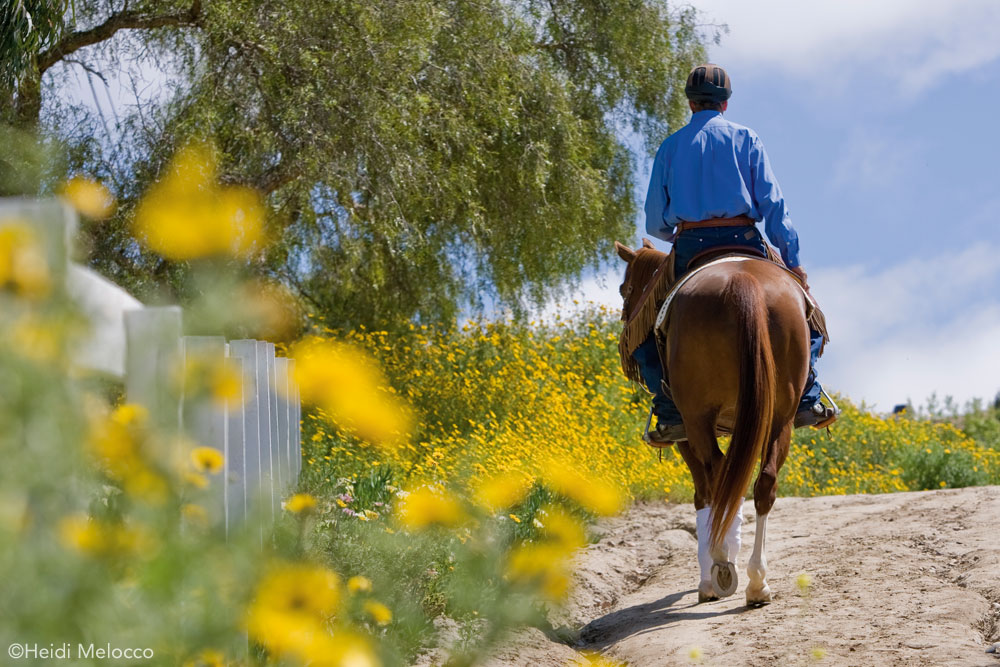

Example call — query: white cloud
[811,242,1000,410]
[690,0,1000,95]
[547,242,1000,412]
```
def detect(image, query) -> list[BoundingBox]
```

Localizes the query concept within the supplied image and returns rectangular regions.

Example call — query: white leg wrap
[748,513,768,592]
[724,499,744,565]
[696,506,713,584]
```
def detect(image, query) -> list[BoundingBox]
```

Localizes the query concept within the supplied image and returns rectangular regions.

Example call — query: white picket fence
[2,198,302,536]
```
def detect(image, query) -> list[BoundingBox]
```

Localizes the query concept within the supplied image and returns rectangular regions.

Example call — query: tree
[6,0,710,330]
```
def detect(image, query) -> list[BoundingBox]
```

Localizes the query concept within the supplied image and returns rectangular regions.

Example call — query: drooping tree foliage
[3,0,710,330]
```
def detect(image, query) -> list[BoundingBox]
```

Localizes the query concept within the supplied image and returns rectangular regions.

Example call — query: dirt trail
[489,486,1000,666]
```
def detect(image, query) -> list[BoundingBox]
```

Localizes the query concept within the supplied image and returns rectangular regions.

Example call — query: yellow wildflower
[347,576,373,593]
[473,471,532,511]
[0,222,51,299]
[61,176,115,219]
[58,515,108,555]
[571,653,626,666]
[290,337,412,445]
[183,648,226,667]
[182,503,209,524]
[506,542,573,600]
[191,447,224,474]
[364,600,393,626]
[396,486,465,530]
[184,471,209,489]
[58,515,153,558]
[285,493,317,514]
[797,572,812,593]
[542,462,624,517]
[134,142,264,260]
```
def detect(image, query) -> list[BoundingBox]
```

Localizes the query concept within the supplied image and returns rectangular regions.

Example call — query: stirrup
[642,406,685,447]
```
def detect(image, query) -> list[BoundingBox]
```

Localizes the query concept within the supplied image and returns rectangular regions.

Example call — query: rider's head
[685,63,731,113]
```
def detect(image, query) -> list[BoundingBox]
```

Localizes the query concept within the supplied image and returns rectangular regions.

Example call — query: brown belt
[676,216,755,234]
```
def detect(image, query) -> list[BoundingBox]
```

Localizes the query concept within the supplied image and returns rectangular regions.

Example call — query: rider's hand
[790,265,809,290]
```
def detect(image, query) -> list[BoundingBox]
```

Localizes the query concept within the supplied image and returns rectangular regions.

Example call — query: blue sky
[567,0,1000,411]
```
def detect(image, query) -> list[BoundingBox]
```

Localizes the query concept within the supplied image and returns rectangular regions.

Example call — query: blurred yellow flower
[0,222,51,299]
[290,337,412,445]
[811,646,827,661]
[58,515,107,555]
[210,362,242,403]
[134,142,264,260]
[506,542,573,600]
[251,562,340,620]
[181,503,209,527]
[364,600,392,626]
[285,493,317,514]
[571,653,626,666]
[183,648,226,667]
[797,572,812,592]
[539,506,586,551]
[542,462,624,517]
[473,471,532,511]
[191,447,224,474]
[112,403,149,427]
[9,314,61,361]
[61,176,115,219]
[183,471,209,489]
[88,404,168,504]
[396,486,465,530]
[347,575,373,593]
[688,645,704,663]
[58,515,154,558]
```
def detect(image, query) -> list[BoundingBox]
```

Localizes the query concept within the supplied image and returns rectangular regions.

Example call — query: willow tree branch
[37,2,201,74]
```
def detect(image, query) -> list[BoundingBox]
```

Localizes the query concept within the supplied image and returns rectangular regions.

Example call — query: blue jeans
[633,226,824,425]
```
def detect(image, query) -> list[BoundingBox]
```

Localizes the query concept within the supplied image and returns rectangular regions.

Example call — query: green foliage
[0,0,69,88]
[28,0,709,328]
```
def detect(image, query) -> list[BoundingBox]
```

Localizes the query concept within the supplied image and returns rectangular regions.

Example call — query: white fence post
[181,336,227,526]
[274,357,291,493]
[229,340,265,544]
[124,307,183,433]
[255,341,276,523]
[224,348,246,534]
[288,359,302,487]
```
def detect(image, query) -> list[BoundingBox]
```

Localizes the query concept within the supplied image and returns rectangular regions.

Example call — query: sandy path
[490,486,1000,666]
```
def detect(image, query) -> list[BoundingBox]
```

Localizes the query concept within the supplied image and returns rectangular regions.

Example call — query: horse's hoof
[698,580,718,603]
[746,584,771,607]
[711,561,738,598]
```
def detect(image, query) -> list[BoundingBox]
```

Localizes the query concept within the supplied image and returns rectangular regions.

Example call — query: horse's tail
[709,272,775,550]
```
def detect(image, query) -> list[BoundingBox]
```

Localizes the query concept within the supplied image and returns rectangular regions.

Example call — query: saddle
[617,243,829,387]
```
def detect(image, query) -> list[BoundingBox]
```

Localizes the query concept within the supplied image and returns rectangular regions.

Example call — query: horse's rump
[666,261,810,547]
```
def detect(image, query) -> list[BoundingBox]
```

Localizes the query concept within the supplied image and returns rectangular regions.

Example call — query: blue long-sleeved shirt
[644,110,801,268]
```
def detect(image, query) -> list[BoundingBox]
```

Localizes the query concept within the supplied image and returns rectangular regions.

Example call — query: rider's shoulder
[715,116,759,139]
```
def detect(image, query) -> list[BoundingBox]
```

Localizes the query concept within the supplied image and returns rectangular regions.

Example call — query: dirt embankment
[487,486,1000,666]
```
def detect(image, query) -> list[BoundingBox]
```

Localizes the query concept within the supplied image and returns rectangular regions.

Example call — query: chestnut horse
[616,240,810,606]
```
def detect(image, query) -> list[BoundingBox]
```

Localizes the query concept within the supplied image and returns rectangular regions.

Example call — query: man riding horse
[632,63,837,444]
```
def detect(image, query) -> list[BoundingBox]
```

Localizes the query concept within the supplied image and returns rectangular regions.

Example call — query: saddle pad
[654,255,815,334]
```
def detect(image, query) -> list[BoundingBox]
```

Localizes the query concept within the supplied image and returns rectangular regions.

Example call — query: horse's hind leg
[676,440,719,602]
[682,416,734,600]
[746,423,791,606]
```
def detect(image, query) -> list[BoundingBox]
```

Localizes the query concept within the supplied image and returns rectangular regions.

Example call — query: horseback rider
[636,63,837,444]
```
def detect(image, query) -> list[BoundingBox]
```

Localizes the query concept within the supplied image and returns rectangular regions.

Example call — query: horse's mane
[618,247,671,384]
[625,248,669,312]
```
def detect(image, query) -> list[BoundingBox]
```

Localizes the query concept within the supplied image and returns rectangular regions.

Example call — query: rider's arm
[749,136,801,268]
[644,141,675,242]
